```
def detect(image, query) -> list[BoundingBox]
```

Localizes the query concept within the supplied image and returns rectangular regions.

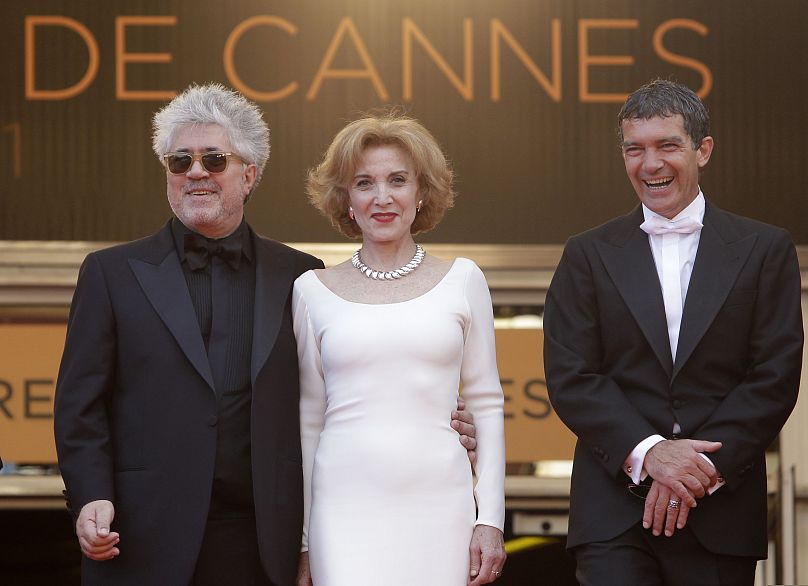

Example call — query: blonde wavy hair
[306,111,455,238]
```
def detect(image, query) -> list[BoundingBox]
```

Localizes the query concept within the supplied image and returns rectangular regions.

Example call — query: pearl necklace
[352,245,425,280]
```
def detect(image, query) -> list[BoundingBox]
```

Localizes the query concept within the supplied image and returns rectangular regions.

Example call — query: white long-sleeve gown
[293,258,505,586]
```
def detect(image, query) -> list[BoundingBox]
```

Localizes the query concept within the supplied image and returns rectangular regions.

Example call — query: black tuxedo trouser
[191,516,276,586]
[572,522,757,586]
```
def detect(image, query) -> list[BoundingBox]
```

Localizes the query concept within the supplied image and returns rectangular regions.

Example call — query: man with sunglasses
[54,83,477,586]
[544,80,802,585]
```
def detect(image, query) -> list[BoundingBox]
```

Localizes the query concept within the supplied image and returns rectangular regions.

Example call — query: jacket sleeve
[544,237,661,478]
[54,252,117,518]
[692,229,803,489]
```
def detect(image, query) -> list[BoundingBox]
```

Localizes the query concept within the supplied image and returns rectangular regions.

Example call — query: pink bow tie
[640,215,703,236]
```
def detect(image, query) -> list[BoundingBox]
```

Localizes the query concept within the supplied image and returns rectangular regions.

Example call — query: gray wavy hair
[152,83,270,199]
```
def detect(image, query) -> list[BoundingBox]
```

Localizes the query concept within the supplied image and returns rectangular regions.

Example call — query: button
[672,399,682,409]
[207,415,218,427]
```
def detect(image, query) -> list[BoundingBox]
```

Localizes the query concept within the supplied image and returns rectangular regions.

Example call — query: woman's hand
[296,551,313,586]
[468,524,506,585]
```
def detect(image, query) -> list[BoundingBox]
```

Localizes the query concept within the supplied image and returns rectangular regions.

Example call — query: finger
[84,546,120,561]
[692,440,722,453]
[460,434,477,451]
[78,529,118,549]
[456,396,467,411]
[80,534,120,554]
[642,482,661,529]
[487,556,506,583]
[677,502,691,529]
[664,501,679,537]
[671,482,697,508]
[80,536,120,559]
[452,418,476,437]
[682,475,707,499]
[651,494,669,536]
[86,531,121,547]
[95,505,114,537]
[694,459,719,486]
[468,544,482,582]
[452,406,474,424]
[469,556,496,586]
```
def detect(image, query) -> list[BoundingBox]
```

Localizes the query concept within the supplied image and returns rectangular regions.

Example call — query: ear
[696,136,714,168]
[242,163,258,195]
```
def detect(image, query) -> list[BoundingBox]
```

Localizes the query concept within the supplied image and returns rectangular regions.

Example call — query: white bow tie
[640,215,703,236]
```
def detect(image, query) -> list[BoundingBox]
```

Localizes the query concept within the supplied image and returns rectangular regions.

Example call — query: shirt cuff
[699,453,725,494]
[623,435,666,485]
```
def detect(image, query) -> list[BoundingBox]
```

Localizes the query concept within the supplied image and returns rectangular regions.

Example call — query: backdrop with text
[2,0,806,244]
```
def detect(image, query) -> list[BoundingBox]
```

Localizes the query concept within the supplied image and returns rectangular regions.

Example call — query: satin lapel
[594,209,673,376]
[251,235,294,384]
[673,208,756,378]
[129,225,215,393]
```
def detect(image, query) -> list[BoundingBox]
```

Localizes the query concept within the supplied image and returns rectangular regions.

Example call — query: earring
[348,207,355,220]
[416,200,423,212]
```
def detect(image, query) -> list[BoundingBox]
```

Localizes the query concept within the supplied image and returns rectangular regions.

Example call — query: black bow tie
[183,233,242,271]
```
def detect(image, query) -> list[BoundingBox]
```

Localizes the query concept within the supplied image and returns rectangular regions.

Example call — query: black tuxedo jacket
[544,201,802,558]
[54,220,323,585]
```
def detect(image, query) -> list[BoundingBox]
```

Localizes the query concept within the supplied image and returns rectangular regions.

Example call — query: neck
[359,238,418,270]
[183,215,243,240]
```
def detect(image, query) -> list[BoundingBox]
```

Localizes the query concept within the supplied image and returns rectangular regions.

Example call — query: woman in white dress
[293,112,506,586]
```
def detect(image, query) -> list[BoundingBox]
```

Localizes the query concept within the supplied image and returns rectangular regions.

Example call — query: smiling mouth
[372,213,397,222]
[644,177,674,190]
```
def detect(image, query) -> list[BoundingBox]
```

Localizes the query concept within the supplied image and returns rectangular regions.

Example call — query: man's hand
[642,479,692,537]
[76,499,120,561]
[296,551,313,586]
[645,439,721,507]
[468,524,506,585]
[453,397,477,466]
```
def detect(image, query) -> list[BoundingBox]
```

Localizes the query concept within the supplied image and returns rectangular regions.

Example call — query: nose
[186,159,209,179]
[374,182,393,204]
[641,149,664,174]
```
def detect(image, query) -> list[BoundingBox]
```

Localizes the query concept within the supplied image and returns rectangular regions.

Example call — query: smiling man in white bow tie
[543,79,803,586]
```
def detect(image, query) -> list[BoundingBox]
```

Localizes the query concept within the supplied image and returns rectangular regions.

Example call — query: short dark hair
[617,79,710,148]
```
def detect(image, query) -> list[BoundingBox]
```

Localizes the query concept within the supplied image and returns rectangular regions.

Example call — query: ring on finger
[667,499,680,509]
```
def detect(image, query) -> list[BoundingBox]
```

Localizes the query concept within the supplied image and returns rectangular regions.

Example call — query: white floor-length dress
[293,258,505,586]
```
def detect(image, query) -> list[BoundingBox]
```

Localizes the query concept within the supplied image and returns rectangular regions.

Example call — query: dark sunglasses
[162,151,246,175]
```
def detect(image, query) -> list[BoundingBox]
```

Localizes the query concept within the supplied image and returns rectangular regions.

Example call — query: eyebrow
[174,146,226,153]
[353,169,410,179]
[622,135,687,148]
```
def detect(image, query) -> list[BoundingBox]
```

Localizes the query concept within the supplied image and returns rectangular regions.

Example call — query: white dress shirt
[623,192,722,492]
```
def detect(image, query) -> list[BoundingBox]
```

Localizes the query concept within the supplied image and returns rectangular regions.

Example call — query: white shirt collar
[641,191,706,225]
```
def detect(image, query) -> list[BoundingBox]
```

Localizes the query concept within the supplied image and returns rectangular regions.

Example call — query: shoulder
[80,228,173,278]
[569,207,642,246]
[251,232,324,272]
[89,230,166,261]
[453,257,484,278]
[293,269,318,298]
[706,202,793,244]
[308,260,351,288]
[453,257,491,294]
